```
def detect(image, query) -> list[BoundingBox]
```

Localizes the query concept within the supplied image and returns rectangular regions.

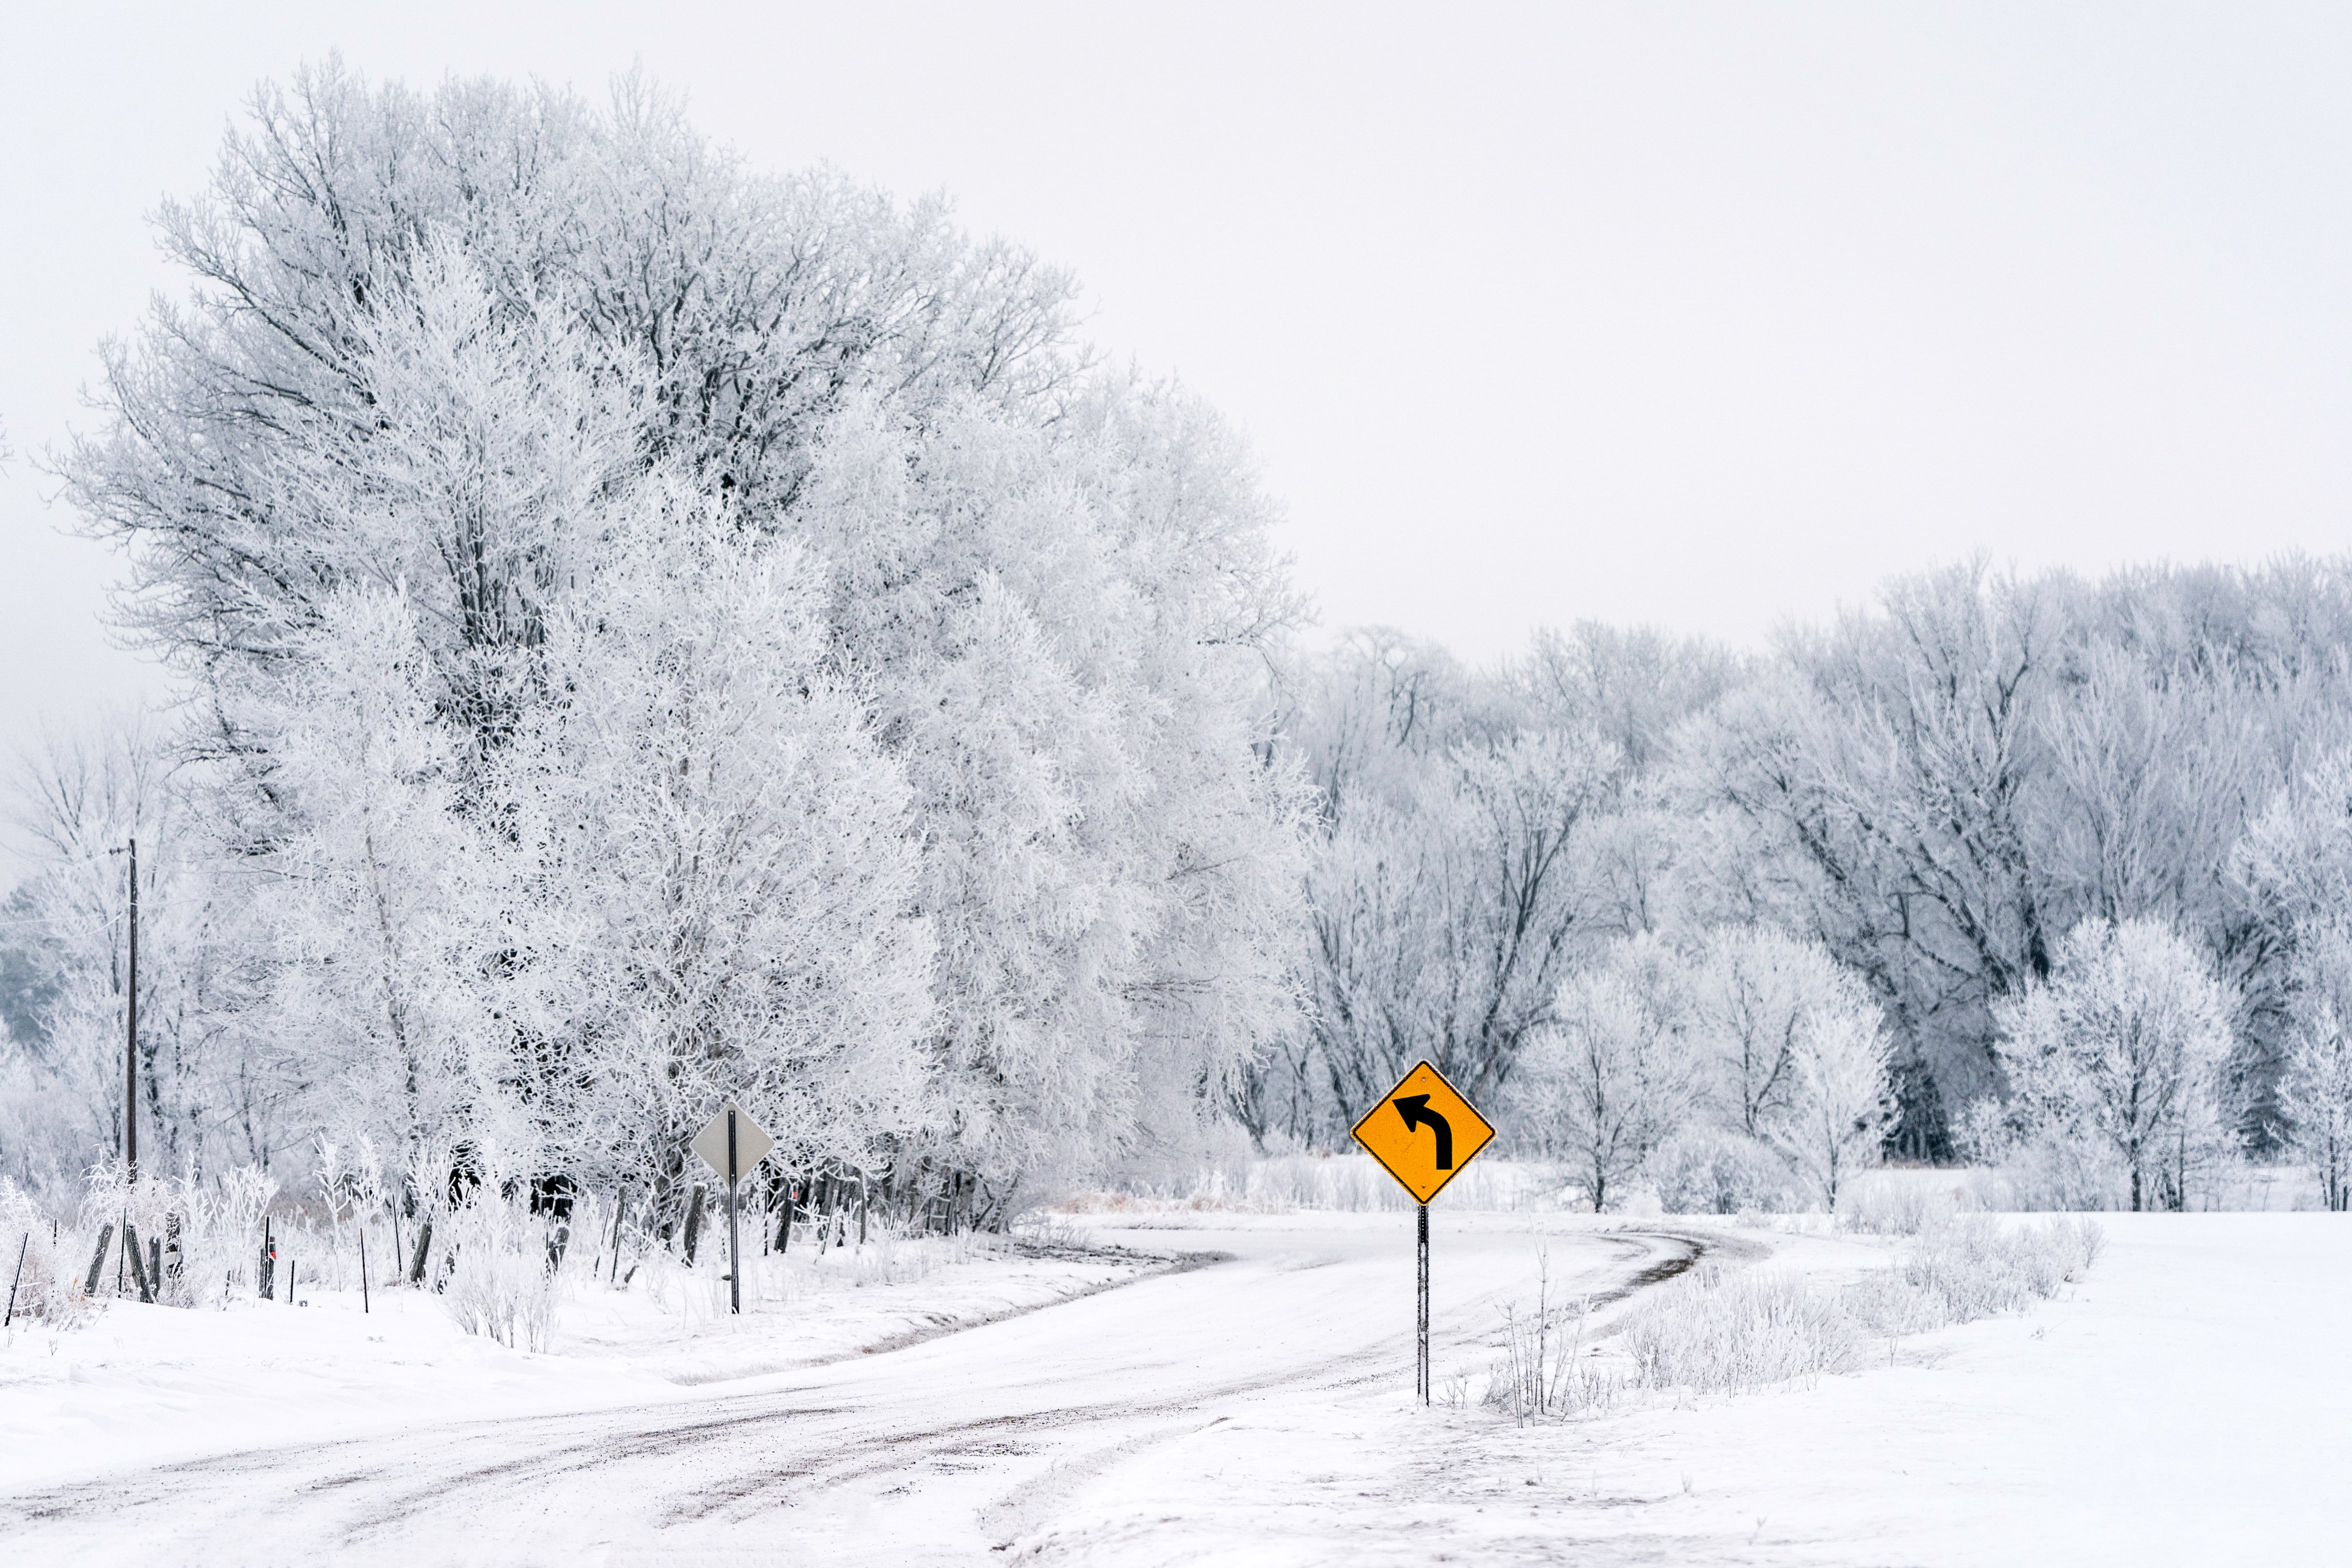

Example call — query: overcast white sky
[5,3,2352,762]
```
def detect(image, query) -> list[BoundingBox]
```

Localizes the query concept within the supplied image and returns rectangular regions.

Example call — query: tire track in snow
[0,1225,1717,1562]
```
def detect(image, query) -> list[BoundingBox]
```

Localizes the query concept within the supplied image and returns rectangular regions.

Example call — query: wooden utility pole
[126,835,137,1179]
[107,838,138,1176]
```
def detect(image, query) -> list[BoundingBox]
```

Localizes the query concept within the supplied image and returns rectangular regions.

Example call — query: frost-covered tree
[2240,742,2352,954]
[520,493,938,1198]
[1678,563,2065,1153]
[1674,556,2352,1157]
[0,716,254,1179]
[1260,629,1678,1144]
[217,584,504,1167]
[1991,917,2235,1210]
[1684,926,1871,1139]
[1510,936,1701,1211]
[793,382,1311,1193]
[1769,1008,1896,1210]
[44,59,2352,1202]
[1299,731,1615,1126]
[2278,997,2352,1211]
[2252,906,2352,1213]
[56,63,1308,1202]
[1512,622,1741,776]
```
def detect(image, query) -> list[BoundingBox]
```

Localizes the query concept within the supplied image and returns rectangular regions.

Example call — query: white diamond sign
[690,1102,775,1182]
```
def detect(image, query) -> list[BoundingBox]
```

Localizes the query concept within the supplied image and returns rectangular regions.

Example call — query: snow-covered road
[13,1211,2341,1566]
[0,1212,1684,1566]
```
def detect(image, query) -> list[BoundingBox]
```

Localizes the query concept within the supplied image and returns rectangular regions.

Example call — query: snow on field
[1025,1213,2352,1566]
[1,1207,2343,1565]
[0,1230,1161,1492]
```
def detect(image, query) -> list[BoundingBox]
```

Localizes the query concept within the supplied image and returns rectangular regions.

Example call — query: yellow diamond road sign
[1352,1060,1495,1204]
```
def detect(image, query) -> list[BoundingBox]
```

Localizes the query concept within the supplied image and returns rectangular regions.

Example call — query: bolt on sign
[1351,1060,1495,1204]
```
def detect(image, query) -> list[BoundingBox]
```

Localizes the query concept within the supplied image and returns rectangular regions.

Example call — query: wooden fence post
[609,1186,628,1285]
[84,1224,114,1295]
[407,1218,434,1285]
[124,1222,152,1304]
[681,1185,707,1265]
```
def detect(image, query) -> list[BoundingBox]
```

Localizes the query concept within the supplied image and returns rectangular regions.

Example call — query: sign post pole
[725,1107,741,1316]
[1349,1060,1494,1413]
[1416,1202,1430,1404]
[690,1101,771,1317]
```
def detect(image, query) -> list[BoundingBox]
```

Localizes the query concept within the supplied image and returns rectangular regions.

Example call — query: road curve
[1,1214,1710,1566]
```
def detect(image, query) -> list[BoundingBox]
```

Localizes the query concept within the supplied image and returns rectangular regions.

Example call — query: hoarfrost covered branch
[22,63,1313,1211]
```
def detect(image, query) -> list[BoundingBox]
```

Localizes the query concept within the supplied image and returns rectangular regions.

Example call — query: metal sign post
[1416,1201,1430,1403]
[725,1109,740,1315]
[690,1101,776,1316]
[1351,1059,1495,1407]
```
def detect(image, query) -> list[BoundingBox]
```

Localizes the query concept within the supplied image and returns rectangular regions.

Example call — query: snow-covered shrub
[1839,1214,2101,1336]
[848,1228,988,1288]
[1619,1264,1859,1394]
[1240,1154,1397,1212]
[1955,1102,2130,1211]
[1897,1215,2102,1325]
[1239,1153,1553,1213]
[68,1165,285,1310]
[1836,1170,1975,1236]
[1647,1133,1798,1216]
[172,1166,281,1307]
[1489,1209,2103,1415]
[0,1180,86,1327]
[8,1165,287,1316]
[438,1195,562,1352]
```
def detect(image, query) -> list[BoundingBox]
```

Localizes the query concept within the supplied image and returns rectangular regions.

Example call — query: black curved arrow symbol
[1392,1094,1453,1169]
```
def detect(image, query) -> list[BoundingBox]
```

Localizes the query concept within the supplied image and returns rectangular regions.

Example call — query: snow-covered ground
[1,1209,2342,1565]
[0,1229,1165,1491]
[1032,1213,2351,1565]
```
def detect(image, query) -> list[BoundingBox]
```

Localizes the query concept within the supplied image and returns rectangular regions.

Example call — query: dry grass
[1487,1211,2105,1417]
[1480,1248,1623,1421]
[1619,1264,1862,1395]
